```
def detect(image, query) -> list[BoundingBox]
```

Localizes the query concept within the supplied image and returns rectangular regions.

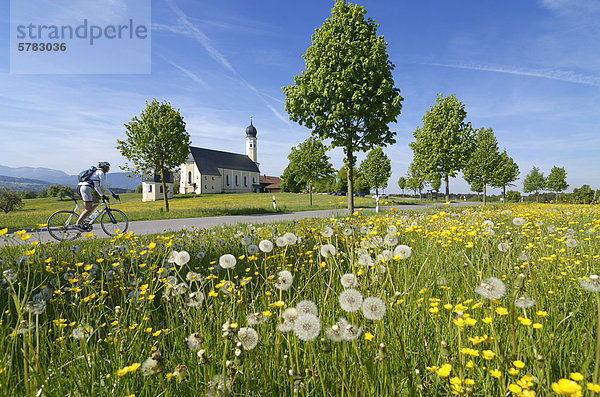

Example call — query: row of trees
[404,94,520,204]
[280,137,393,204]
[523,166,569,202]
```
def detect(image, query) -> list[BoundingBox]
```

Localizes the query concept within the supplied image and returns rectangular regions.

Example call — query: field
[0,203,599,396]
[0,192,419,230]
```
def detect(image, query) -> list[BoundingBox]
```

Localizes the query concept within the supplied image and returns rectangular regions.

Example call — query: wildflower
[364,332,374,341]
[72,325,92,340]
[361,297,386,320]
[259,240,273,253]
[296,300,318,316]
[566,238,578,248]
[342,227,354,236]
[282,307,299,321]
[508,384,522,394]
[497,242,510,252]
[341,273,358,288]
[320,244,337,258]
[513,360,525,369]
[384,234,398,246]
[185,332,204,352]
[246,312,267,326]
[247,244,259,255]
[515,296,535,309]
[547,225,557,232]
[116,363,141,376]
[552,378,581,395]
[294,314,321,341]
[237,327,259,350]
[393,244,412,259]
[579,275,600,293]
[358,254,374,267]
[512,217,526,226]
[588,383,600,392]
[325,318,348,342]
[274,270,294,291]
[475,277,506,300]
[141,352,164,376]
[495,307,509,316]
[321,226,334,238]
[24,301,46,315]
[174,364,189,383]
[482,350,495,360]
[339,289,363,312]
[219,254,236,269]
[436,364,452,377]
[207,374,231,396]
[275,237,287,247]
[283,232,297,245]
[570,372,584,381]
[172,250,190,266]
[167,251,178,263]
[241,235,252,246]
[489,369,501,378]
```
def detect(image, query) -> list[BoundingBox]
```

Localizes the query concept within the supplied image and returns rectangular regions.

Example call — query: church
[179,121,262,194]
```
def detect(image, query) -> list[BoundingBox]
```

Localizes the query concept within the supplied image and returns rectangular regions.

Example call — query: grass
[0,192,428,230]
[4,203,597,395]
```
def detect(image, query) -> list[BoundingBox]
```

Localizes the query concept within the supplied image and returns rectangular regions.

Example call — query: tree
[572,185,596,204]
[336,165,370,193]
[397,176,406,196]
[523,166,545,202]
[21,190,37,199]
[359,147,392,195]
[470,179,483,201]
[409,94,474,202]
[117,99,190,212]
[405,162,425,198]
[462,128,500,205]
[545,166,569,203]
[283,137,335,205]
[0,188,23,213]
[283,0,403,214]
[47,185,74,200]
[490,150,519,203]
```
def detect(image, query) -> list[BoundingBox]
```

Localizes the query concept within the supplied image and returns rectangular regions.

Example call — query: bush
[505,190,521,203]
[136,184,143,194]
[0,187,24,213]
[21,190,37,199]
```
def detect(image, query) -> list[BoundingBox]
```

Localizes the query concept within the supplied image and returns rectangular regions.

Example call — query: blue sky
[1,0,599,194]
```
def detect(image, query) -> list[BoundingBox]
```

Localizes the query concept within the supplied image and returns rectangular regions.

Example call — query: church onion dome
[245,120,257,138]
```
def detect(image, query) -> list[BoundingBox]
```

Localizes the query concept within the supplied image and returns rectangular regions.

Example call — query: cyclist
[73,161,119,232]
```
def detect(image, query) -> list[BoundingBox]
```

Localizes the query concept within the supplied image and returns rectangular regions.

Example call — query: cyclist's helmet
[98,161,111,170]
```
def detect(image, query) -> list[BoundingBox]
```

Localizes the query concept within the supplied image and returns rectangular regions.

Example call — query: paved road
[1,202,479,246]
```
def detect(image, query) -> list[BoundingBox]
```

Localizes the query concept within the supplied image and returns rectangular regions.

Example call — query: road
[1,202,479,246]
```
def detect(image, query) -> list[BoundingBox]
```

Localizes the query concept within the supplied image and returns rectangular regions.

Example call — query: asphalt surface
[1,201,479,246]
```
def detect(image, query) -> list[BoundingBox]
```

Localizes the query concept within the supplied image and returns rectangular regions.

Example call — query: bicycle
[47,195,129,241]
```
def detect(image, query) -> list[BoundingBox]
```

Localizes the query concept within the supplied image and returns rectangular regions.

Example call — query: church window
[148,184,152,193]
[244,175,247,187]
[188,171,192,184]
[226,174,230,186]
[235,175,239,186]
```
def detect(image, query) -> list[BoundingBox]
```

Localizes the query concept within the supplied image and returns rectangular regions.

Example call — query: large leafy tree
[280,167,304,193]
[283,137,335,205]
[283,0,403,214]
[336,165,370,193]
[490,150,519,203]
[405,162,425,198]
[462,128,500,205]
[523,166,545,202]
[359,147,392,195]
[545,166,569,203]
[409,94,474,202]
[117,99,190,212]
[0,187,23,213]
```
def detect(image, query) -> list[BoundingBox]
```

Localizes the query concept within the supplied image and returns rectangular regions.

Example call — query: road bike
[47,196,129,241]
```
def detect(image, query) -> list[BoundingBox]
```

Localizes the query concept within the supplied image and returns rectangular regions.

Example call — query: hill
[0,165,143,191]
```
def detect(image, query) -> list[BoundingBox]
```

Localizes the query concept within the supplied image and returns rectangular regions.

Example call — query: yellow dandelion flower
[513,360,525,369]
[495,307,509,316]
[570,372,584,382]
[482,350,495,360]
[364,332,374,341]
[552,379,581,395]
[508,384,522,394]
[489,369,501,378]
[588,383,600,392]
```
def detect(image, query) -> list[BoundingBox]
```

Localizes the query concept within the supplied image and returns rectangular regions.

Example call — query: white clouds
[429,62,600,87]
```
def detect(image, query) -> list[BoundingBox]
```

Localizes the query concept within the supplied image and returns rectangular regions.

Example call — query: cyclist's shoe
[71,224,87,233]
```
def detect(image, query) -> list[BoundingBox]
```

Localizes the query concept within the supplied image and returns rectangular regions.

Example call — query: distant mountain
[0,175,54,191]
[0,165,142,191]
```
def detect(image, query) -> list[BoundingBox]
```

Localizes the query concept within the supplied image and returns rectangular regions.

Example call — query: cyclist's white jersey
[77,169,114,197]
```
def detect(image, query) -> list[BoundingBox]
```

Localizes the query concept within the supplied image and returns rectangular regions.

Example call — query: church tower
[245,119,257,163]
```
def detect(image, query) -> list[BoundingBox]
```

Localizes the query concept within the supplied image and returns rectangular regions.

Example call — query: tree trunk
[444,174,450,202]
[160,164,170,212]
[309,183,313,206]
[503,186,506,204]
[555,192,558,203]
[346,148,355,214]
[483,183,487,206]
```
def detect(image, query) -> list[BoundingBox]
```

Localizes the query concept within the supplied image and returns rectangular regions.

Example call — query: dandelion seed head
[283,232,297,245]
[320,244,337,258]
[237,327,259,350]
[339,288,364,312]
[475,277,506,300]
[393,245,412,259]
[340,273,358,288]
[259,239,273,253]
[515,296,535,309]
[282,308,299,321]
[296,300,318,316]
[294,314,321,341]
[275,237,287,247]
[186,332,204,352]
[579,275,600,293]
[321,226,334,238]
[246,312,267,326]
[361,297,386,320]
[512,217,526,226]
[241,235,252,246]
[174,250,190,266]
[274,270,294,291]
[566,238,578,248]
[219,254,236,269]
[247,244,259,255]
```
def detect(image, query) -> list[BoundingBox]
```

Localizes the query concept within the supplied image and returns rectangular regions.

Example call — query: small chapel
[179,121,262,194]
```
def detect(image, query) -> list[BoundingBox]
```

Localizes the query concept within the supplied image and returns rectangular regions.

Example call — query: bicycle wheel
[100,209,129,236]
[47,210,81,241]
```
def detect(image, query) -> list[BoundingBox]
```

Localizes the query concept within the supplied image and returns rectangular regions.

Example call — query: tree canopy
[490,150,519,201]
[462,128,500,205]
[283,0,402,213]
[546,166,569,203]
[409,94,474,202]
[282,136,335,205]
[116,99,190,212]
[523,166,545,202]
[359,147,391,195]
[0,187,23,214]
